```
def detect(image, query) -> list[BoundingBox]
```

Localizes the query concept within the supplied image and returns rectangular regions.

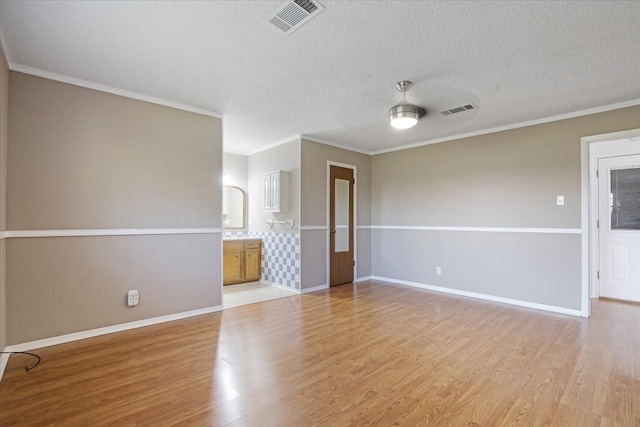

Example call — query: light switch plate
[557,195,564,206]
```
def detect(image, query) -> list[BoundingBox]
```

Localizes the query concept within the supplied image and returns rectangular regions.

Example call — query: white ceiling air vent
[268,0,325,35]
[441,104,476,116]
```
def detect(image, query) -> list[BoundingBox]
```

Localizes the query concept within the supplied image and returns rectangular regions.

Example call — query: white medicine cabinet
[263,170,289,212]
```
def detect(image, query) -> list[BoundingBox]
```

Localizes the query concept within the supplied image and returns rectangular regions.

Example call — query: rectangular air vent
[268,0,325,34]
[441,104,476,116]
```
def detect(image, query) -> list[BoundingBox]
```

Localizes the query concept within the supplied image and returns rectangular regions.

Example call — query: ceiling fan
[388,80,426,129]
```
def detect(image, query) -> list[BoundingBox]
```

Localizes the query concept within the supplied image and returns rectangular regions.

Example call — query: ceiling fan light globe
[389,81,425,130]
[389,103,420,129]
[390,116,418,129]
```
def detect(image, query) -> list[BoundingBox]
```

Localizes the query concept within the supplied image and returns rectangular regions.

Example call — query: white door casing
[598,154,640,302]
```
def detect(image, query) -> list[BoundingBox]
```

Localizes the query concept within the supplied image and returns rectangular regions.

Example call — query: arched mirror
[223,186,246,229]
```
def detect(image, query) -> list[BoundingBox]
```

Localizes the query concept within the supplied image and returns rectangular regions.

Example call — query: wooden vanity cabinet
[223,241,244,284]
[243,240,261,282]
[223,239,262,285]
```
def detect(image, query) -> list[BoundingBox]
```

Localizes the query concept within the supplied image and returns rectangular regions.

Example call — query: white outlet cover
[127,290,139,306]
[557,195,565,205]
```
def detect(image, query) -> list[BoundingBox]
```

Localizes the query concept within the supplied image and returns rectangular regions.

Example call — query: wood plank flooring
[1,280,638,426]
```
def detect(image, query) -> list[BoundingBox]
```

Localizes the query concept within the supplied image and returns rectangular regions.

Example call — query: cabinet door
[262,171,289,212]
[263,174,272,210]
[223,252,243,285]
[244,248,261,282]
[270,173,280,211]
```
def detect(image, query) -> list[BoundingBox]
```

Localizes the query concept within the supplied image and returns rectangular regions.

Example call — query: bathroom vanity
[223,238,262,285]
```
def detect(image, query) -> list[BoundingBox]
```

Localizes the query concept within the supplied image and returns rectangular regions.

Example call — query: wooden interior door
[330,165,354,286]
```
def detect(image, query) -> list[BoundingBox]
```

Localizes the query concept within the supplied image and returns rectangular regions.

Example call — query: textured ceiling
[1,1,639,154]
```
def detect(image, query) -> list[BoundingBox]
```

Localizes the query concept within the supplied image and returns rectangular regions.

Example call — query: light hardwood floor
[1,280,638,426]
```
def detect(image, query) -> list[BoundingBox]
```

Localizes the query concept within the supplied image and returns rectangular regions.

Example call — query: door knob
[330,230,336,233]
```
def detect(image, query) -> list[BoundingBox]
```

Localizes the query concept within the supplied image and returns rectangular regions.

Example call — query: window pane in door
[335,178,350,252]
[611,167,640,230]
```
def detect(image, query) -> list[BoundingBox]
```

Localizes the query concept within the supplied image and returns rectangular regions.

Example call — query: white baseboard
[3,305,224,355]
[259,280,327,294]
[300,284,329,293]
[371,276,584,317]
[260,280,301,294]
[356,276,372,282]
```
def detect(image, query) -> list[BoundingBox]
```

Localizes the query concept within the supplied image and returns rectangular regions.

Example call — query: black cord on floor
[0,351,42,371]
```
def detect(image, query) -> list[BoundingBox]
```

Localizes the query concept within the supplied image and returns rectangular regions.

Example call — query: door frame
[326,161,357,286]
[581,128,640,316]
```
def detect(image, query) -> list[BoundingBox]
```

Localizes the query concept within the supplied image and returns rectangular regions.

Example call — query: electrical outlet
[127,290,139,307]
[436,267,442,275]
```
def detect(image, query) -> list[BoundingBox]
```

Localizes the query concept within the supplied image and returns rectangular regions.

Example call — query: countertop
[223,236,262,241]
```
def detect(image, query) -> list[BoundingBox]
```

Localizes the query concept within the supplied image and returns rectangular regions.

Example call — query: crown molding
[0,27,11,65]
[10,64,223,119]
[300,135,372,155]
[223,147,249,156]
[268,98,640,157]
[247,135,301,156]
[371,98,640,155]
[4,39,638,157]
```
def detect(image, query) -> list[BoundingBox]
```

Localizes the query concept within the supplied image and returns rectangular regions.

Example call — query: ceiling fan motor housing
[389,80,426,129]
[389,103,425,120]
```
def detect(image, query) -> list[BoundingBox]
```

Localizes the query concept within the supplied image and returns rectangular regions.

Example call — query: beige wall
[7,234,221,343]
[300,139,372,287]
[300,139,371,226]
[373,107,640,228]
[371,105,640,310]
[8,73,220,229]
[0,47,9,351]
[6,73,223,344]
[373,122,576,228]
[248,139,300,233]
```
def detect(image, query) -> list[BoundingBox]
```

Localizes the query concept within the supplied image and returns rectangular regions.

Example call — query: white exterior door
[598,154,640,302]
